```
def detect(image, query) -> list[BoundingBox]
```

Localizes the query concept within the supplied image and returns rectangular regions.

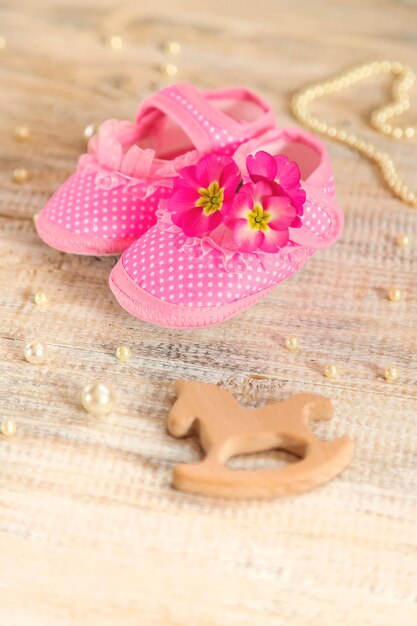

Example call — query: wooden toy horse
[168,380,354,498]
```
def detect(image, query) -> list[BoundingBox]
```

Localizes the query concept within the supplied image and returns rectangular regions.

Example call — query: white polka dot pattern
[43,170,169,241]
[122,225,314,308]
[162,87,248,156]
[322,175,335,196]
[301,200,333,240]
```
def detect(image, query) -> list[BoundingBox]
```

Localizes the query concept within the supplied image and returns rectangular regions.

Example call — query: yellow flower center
[247,203,271,232]
[196,181,225,215]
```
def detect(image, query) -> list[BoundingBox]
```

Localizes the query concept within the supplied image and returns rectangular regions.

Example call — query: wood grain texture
[0,0,416,624]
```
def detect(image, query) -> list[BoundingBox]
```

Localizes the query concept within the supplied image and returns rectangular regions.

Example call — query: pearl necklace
[291,60,417,208]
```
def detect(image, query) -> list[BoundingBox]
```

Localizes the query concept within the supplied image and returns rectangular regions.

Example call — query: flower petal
[252,180,276,203]
[168,185,200,213]
[217,197,234,217]
[259,227,290,252]
[231,218,263,252]
[195,154,235,189]
[264,196,297,229]
[247,150,277,183]
[174,206,223,237]
[274,155,301,189]
[175,163,200,190]
[219,159,242,199]
[227,184,254,221]
[285,186,306,212]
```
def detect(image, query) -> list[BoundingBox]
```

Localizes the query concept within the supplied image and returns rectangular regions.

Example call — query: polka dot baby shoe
[35,84,275,256]
[109,126,343,329]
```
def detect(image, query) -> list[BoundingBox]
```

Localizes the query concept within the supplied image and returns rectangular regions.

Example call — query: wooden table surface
[1,1,416,624]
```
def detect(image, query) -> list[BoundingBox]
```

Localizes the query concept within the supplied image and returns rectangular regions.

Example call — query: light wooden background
[1,1,416,624]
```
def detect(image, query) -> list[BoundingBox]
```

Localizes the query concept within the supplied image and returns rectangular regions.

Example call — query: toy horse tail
[172,436,354,499]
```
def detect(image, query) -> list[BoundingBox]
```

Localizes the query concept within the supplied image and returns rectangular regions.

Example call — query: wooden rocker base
[168,380,354,499]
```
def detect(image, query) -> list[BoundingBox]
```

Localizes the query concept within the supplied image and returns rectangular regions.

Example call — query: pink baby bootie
[35,84,275,256]
[109,126,343,329]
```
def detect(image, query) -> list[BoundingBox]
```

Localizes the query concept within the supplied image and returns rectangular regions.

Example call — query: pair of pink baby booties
[35,83,343,329]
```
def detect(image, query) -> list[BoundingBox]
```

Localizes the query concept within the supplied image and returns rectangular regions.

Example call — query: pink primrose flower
[168,153,241,237]
[225,180,297,253]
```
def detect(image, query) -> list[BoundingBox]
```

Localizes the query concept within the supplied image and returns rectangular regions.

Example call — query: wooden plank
[0,0,416,623]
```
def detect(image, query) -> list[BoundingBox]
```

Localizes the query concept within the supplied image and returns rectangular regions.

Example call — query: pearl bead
[105,35,123,50]
[388,287,402,302]
[12,167,29,184]
[1,418,16,437]
[162,63,178,77]
[34,290,48,306]
[81,382,116,417]
[24,341,47,364]
[13,126,30,141]
[395,234,409,248]
[163,40,181,55]
[116,345,132,362]
[83,123,98,140]
[324,363,339,380]
[285,336,300,351]
[384,366,398,383]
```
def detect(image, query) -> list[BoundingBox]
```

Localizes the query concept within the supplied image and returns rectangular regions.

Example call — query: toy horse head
[167,380,238,438]
[168,380,203,438]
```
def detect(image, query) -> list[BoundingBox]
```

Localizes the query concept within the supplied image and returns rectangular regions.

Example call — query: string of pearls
[291,60,417,208]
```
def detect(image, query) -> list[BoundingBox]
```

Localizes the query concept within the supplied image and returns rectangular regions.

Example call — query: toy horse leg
[172,435,353,499]
[172,445,225,494]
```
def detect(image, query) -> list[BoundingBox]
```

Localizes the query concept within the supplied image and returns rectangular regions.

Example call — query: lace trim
[77,119,200,199]
[156,208,308,274]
